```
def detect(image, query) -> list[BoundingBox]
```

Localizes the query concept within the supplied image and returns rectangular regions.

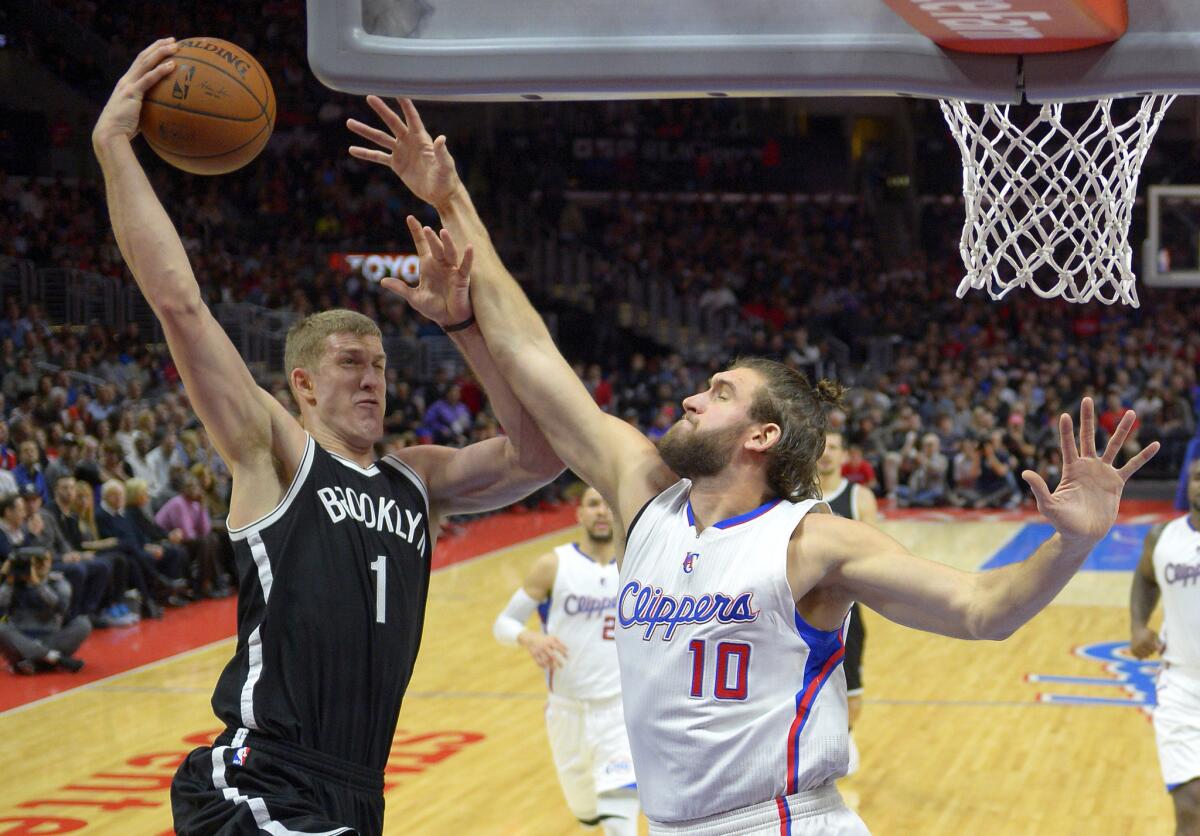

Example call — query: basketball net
[940,95,1175,307]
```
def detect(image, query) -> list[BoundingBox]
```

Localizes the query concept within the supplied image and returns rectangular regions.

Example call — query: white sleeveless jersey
[1152,516,1200,672]
[616,481,848,823]
[541,543,622,700]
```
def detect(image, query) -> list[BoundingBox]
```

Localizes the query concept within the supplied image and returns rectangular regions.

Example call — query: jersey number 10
[688,639,751,700]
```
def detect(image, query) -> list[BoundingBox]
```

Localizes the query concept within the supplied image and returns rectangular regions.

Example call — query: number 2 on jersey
[687,639,751,700]
[371,555,387,624]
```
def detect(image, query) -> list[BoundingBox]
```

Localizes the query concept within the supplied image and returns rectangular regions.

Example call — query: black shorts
[844,602,865,695]
[171,728,385,835]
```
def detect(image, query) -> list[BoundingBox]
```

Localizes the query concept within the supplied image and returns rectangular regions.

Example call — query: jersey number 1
[371,555,387,624]
[688,639,751,700]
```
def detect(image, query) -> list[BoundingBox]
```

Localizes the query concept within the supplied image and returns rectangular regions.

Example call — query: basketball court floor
[0,502,1175,834]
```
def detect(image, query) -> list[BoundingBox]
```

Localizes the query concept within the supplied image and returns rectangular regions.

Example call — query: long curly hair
[731,357,846,501]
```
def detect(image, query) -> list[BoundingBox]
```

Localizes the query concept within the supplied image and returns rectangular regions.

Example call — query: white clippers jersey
[616,481,848,823]
[1152,516,1200,672]
[541,543,622,700]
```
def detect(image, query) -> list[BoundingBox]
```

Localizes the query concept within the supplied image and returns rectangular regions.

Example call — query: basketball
[139,37,275,175]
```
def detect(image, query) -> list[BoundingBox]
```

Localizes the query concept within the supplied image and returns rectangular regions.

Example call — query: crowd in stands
[3,3,1200,678]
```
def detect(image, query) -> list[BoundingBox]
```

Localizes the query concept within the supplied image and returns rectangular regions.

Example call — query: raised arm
[1129,524,1164,659]
[386,217,563,516]
[92,40,304,521]
[348,98,675,531]
[804,399,1159,640]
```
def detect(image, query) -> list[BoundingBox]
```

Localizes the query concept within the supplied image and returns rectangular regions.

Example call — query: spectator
[146,476,231,598]
[95,480,187,614]
[423,385,473,446]
[0,546,89,674]
[973,431,1022,509]
[895,433,950,508]
[12,440,49,504]
[842,444,879,493]
[22,483,112,622]
[53,477,138,628]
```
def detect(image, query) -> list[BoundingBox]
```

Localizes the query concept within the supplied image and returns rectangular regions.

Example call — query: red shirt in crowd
[842,458,876,487]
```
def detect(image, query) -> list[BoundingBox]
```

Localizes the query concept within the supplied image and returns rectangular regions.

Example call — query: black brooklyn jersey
[210,436,432,771]
[823,478,856,521]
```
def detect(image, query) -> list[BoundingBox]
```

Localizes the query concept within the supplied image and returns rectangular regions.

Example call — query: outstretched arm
[1129,525,1164,659]
[807,399,1159,640]
[348,98,675,532]
[387,217,563,515]
[93,40,304,522]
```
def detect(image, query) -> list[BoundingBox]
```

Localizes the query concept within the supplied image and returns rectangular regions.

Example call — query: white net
[940,95,1176,307]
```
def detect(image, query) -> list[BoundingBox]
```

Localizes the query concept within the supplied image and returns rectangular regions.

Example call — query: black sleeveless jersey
[822,479,856,521]
[210,437,432,772]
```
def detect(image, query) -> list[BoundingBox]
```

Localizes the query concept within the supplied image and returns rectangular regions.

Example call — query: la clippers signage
[329,252,420,284]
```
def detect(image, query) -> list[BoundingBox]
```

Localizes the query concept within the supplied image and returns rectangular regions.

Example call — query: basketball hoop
[940,95,1175,307]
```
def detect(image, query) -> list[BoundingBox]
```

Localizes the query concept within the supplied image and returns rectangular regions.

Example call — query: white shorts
[647,784,869,836]
[545,692,637,821]
[1154,666,1200,791]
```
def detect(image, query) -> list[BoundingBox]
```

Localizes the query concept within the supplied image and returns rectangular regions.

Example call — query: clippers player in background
[1131,458,1200,836]
[353,97,1159,836]
[94,44,563,835]
[493,486,640,836]
[816,431,878,778]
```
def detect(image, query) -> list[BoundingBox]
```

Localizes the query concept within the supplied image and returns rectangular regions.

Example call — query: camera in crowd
[3,546,52,589]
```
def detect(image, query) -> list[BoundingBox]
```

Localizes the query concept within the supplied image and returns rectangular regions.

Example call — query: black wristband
[442,314,477,333]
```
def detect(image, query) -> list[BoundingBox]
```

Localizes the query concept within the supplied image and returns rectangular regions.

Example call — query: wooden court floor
[0,520,1172,835]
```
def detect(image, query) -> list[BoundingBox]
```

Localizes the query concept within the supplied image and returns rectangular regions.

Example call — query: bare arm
[1130,524,1164,659]
[492,551,567,670]
[348,98,675,532]
[802,400,1159,641]
[853,484,879,526]
[93,40,304,521]
[385,218,562,517]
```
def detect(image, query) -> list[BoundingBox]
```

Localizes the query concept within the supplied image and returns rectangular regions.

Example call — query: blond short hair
[125,478,149,505]
[284,309,382,385]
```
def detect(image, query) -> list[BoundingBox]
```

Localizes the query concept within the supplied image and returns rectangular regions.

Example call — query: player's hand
[347,97,462,207]
[1130,626,1164,659]
[519,632,568,671]
[93,38,179,148]
[1020,398,1159,546]
[381,216,473,328]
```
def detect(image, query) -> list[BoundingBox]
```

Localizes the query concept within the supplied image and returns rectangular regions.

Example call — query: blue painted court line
[981,523,1151,571]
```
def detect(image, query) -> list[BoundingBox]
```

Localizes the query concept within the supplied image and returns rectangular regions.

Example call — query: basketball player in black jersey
[94,43,563,835]
[816,431,878,781]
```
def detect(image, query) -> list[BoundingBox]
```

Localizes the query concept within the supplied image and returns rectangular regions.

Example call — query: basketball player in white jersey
[351,98,1159,835]
[816,431,878,777]
[1131,458,1200,835]
[493,486,639,835]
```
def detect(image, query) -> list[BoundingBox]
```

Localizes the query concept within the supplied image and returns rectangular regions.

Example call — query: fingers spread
[439,228,459,266]
[399,98,426,134]
[1021,470,1052,508]
[422,226,446,262]
[348,147,391,167]
[366,95,407,137]
[346,119,395,149]
[1079,396,1097,458]
[1101,409,1136,464]
[459,244,475,279]
[1118,441,1160,481]
[406,216,429,257]
[1059,412,1079,465]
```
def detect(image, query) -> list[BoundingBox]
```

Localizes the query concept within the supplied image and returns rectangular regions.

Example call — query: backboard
[308,1,1200,102]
